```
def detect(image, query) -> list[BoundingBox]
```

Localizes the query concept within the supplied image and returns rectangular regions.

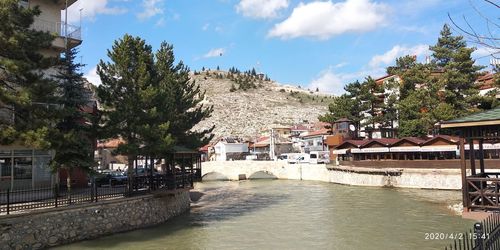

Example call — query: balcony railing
[32,18,82,41]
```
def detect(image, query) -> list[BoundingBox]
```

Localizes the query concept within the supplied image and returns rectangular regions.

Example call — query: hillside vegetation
[191,69,332,140]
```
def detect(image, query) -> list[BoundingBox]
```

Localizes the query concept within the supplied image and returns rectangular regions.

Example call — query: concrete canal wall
[202,161,463,190]
[0,189,190,250]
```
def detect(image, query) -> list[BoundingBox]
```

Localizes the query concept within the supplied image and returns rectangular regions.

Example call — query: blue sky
[67,0,499,95]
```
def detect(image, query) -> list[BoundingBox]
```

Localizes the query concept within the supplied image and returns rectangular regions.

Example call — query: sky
[66,0,499,95]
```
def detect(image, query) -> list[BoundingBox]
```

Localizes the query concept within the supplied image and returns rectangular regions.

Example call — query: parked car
[134,167,159,176]
[94,171,128,187]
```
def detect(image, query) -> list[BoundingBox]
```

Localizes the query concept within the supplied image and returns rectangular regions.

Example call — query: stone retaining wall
[0,189,190,250]
[202,161,463,190]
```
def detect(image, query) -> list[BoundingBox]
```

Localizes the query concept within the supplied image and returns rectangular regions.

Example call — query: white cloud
[236,0,289,19]
[84,66,102,86]
[369,44,429,68]
[137,0,164,20]
[156,17,166,27]
[66,0,127,23]
[268,0,389,40]
[309,68,345,95]
[473,46,498,59]
[203,48,226,58]
[308,66,386,95]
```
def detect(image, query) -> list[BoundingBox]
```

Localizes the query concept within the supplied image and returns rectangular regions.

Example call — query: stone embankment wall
[202,161,463,190]
[0,189,190,250]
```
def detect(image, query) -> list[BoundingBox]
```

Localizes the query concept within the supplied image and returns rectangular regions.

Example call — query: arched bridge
[201,161,326,181]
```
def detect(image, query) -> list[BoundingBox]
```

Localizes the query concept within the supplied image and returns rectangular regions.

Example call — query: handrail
[32,18,82,40]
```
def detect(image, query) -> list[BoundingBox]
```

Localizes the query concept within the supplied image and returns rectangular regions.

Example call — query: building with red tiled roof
[300,129,331,153]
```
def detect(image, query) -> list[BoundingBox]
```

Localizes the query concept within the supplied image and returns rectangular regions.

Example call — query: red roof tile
[301,129,330,138]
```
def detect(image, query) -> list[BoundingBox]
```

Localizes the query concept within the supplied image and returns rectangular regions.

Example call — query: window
[19,0,29,8]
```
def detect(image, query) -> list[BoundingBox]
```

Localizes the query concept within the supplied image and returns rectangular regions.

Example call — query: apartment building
[28,0,82,57]
[0,0,83,190]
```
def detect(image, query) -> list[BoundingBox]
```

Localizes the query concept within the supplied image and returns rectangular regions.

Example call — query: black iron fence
[0,174,192,215]
[445,213,500,250]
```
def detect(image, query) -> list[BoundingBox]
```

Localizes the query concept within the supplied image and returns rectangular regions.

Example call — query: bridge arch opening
[202,172,230,181]
[248,171,278,180]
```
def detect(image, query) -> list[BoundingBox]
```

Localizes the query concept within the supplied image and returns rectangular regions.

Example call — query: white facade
[302,135,327,153]
[213,141,249,161]
[360,75,401,139]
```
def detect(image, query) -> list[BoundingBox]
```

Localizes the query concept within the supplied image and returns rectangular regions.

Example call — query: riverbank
[0,189,190,250]
[201,161,463,190]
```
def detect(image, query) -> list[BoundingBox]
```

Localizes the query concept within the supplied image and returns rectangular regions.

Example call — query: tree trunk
[66,168,72,204]
[127,156,134,195]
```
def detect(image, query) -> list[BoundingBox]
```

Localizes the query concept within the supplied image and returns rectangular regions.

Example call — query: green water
[55,180,473,250]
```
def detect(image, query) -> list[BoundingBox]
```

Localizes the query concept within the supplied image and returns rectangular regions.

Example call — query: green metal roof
[441,107,500,128]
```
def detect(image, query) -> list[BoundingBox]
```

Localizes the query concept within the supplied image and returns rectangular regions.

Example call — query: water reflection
[55,180,473,250]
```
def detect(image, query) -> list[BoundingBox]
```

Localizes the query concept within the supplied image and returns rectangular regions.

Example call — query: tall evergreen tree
[319,95,356,134]
[430,24,467,67]
[49,48,95,193]
[96,35,155,191]
[360,77,384,136]
[430,24,483,116]
[319,81,366,136]
[0,0,57,147]
[155,42,214,150]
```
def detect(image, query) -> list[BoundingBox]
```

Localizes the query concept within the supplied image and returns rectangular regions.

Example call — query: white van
[309,151,330,164]
[288,153,309,164]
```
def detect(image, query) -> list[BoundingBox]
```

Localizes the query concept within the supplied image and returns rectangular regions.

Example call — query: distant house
[95,138,128,170]
[213,137,249,161]
[476,72,499,98]
[300,129,330,153]
[261,125,292,139]
[290,124,309,151]
[252,136,294,158]
[199,144,210,162]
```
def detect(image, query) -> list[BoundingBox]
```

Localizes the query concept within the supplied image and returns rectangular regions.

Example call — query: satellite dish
[349,125,356,131]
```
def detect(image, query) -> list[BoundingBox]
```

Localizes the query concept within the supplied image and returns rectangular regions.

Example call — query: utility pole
[269,128,275,160]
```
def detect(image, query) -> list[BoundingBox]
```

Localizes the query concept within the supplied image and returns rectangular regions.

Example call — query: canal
[55,180,473,250]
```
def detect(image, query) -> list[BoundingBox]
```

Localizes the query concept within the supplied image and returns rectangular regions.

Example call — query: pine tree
[359,77,384,136]
[386,55,417,75]
[97,35,155,192]
[155,42,214,149]
[49,48,95,193]
[0,0,57,147]
[430,24,483,116]
[430,24,467,67]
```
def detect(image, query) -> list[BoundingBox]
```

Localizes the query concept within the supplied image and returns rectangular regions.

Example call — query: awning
[389,146,421,152]
[464,144,500,150]
[357,147,390,153]
[420,146,457,152]
[331,149,347,155]
[351,148,361,153]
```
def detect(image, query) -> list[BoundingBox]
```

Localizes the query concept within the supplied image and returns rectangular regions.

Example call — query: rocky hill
[191,70,332,141]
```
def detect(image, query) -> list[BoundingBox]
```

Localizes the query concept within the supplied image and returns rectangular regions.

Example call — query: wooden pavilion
[441,107,500,211]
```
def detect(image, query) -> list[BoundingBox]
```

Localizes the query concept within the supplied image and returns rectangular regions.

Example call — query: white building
[213,138,249,161]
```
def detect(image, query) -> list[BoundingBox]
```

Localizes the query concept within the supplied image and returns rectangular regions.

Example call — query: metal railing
[445,213,500,250]
[32,18,81,40]
[0,174,192,215]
